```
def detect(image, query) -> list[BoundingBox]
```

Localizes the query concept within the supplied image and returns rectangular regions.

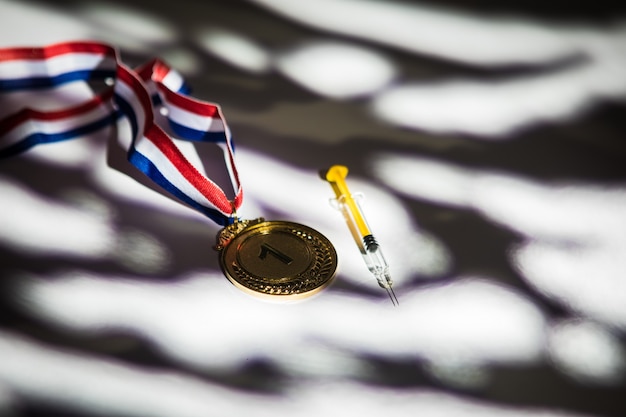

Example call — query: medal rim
[218,219,338,299]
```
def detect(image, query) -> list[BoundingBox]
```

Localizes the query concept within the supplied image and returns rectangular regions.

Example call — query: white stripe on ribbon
[132,136,228,212]
[1,101,114,148]
[0,53,116,79]
[164,100,226,133]
[160,68,185,92]
[114,75,148,142]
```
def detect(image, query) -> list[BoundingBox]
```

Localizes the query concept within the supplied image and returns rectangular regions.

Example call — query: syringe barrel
[336,194,369,250]
[334,193,393,288]
[361,237,393,289]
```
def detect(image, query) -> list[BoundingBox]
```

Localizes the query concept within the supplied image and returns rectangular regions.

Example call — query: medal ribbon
[0,41,242,226]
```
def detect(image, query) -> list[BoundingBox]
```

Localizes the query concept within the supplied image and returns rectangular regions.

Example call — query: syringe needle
[324,165,399,306]
[387,285,399,307]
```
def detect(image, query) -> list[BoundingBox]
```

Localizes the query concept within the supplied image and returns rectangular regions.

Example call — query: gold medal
[215,218,337,299]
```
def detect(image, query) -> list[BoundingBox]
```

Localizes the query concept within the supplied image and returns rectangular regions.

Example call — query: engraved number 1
[259,243,293,265]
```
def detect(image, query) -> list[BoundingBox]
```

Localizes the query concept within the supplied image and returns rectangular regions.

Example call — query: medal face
[216,219,337,299]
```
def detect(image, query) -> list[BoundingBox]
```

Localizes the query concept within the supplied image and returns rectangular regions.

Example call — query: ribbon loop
[0,41,242,225]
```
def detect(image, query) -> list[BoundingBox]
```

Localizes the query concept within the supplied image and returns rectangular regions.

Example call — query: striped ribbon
[0,41,242,225]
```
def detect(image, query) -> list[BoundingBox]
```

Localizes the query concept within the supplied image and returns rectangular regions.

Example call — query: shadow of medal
[215,218,338,299]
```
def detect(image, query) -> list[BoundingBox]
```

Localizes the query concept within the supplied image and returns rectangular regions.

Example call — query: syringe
[324,165,399,306]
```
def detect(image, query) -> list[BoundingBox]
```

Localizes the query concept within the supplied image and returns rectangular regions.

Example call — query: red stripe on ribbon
[0,41,115,61]
[146,126,233,213]
[158,85,221,118]
[0,88,114,136]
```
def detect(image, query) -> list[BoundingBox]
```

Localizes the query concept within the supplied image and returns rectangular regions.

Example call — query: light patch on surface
[373,154,626,328]
[513,241,626,330]
[16,272,545,371]
[250,0,584,66]
[0,177,170,272]
[0,330,276,417]
[251,0,626,137]
[0,177,115,258]
[275,42,395,98]
[373,155,476,208]
[59,188,117,221]
[197,29,271,73]
[20,135,109,169]
[0,1,91,46]
[371,57,626,136]
[275,340,375,379]
[0,330,594,417]
[76,3,176,43]
[548,320,625,385]
[112,228,170,274]
[373,154,626,242]
[76,3,176,52]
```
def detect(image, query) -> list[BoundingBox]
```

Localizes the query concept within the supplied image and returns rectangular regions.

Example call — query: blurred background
[1,0,625,416]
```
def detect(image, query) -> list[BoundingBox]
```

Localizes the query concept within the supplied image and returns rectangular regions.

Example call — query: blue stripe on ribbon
[0,69,116,92]
[168,119,227,143]
[128,149,228,225]
[151,94,162,107]
[0,112,119,158]
[114,94,139,142]
[178,83,191,95]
